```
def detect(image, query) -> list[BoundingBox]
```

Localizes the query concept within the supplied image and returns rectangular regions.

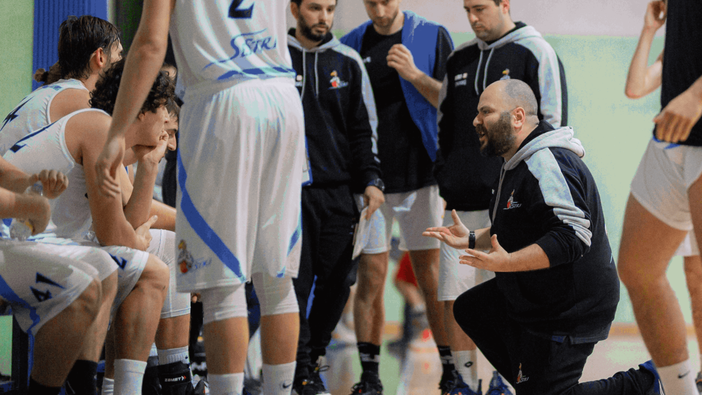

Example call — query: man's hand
[644,0,666,32]
[387,44,422,83]
[95,136,126,197]
[654,86,702,143]
[28,170,69,199]
[423,209,470,249]
[134,215,158,251]
[23,194,52,235]
[459,234,511,271]
[363,185,385,220]
[135,131,170,167]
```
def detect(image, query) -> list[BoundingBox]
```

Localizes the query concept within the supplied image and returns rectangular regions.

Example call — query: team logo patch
[329,71,348,89]
[295,74,303,87]
[177,240,211,274]
[500,68,511,80]
[517,363,529,384]
[455,72,469,87]
[504,190,521,210]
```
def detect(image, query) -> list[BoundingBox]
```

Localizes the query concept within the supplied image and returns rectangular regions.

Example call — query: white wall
[328,0,659,37]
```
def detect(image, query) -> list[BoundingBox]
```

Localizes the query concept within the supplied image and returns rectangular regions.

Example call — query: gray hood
[504,126,585,171]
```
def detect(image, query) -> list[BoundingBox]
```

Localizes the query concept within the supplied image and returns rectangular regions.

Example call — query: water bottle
[10,182,44,241]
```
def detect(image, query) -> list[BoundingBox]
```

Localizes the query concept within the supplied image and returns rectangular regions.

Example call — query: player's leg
[149,229,197,395]
[683,252,702,389]
[112,253,170,395]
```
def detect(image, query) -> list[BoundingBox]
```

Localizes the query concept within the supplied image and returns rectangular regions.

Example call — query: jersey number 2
[229,0,253,19]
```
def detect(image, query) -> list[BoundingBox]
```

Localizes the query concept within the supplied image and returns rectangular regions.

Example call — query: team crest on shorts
[329,71,348,89]
[178,240,211,274]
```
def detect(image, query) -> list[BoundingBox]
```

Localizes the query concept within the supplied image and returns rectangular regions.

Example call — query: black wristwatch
[469,231,476,249]
[367,178,385,192]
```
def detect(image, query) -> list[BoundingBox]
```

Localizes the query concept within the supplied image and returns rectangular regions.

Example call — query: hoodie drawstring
[483,47,495,91]
[315,52,319,97]
[474,50,484,95]
[301,49,307,100]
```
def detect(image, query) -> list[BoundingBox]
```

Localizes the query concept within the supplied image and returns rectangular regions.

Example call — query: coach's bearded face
[476,111,516,157]
[299,11,333,42]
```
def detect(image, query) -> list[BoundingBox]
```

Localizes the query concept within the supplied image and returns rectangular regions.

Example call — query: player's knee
[102,271,119,301]
[74,278,102,319]
[201,284,248,325]
[252,273,299,316]
[141,254,170,295]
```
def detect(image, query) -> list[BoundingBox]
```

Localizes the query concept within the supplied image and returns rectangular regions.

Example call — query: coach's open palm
[422,209,471,249]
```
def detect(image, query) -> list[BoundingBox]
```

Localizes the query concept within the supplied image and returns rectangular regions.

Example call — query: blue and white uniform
[3,109,188,318]
[0,240,114,337]
[0,79,87,156]
[169,0,305,291]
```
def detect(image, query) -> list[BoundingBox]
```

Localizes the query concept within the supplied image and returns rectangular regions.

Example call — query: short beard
[479,111,515,157]
[299,18,330,42]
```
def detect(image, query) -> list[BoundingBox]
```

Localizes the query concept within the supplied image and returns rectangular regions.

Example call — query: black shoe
[696,371,702,394]
[439,374,456,395]
[158,361,203,395]
[143,356,162,395]
[301,364,330,395]
[349,371,383,395]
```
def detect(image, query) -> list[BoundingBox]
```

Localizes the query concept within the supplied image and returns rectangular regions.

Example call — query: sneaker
[450,376,482,395]
[696,371,702,394]
[349,371,383,395]
[301,364,331,395]
[486,371,512,395]
[439,375,456,395]
[639,360,663,395]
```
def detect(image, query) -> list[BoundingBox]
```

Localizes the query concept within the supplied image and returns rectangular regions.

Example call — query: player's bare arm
[122,133,168,229]
[72,111,153,250]
[0,186,51,235]
[0,157,69,198]
[625,0,666,99]
[654,75,702,143]
[387,43,442,108]
[95,0,175,195]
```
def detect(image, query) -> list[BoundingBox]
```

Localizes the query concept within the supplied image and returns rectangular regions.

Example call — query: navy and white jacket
[436,23,567,212]
[490,121,619,343]
[288,31,381,192]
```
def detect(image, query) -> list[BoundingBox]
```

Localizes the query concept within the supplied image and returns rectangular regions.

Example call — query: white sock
[113,359,147,395]
[262,362,296,395]
[208,373,244,395]
[102,377,115,395]
[454,349,479,390]
[657,359,697,395]
[158,346,190,365]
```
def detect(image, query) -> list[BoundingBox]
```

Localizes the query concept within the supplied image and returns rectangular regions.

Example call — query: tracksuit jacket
[436,22,567,212]
[490,121,619,343]
[288,31,381,192]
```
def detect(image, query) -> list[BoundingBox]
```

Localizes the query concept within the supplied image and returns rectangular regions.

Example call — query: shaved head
[497,79,539,117]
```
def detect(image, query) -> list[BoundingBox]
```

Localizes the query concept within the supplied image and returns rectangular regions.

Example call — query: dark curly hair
[59,15,121,80]
[90,58,175,116]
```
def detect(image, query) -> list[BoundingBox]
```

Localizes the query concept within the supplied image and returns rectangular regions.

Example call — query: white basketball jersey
[3,109,101,239]
[169,0,295,92]
[0,79,88,156]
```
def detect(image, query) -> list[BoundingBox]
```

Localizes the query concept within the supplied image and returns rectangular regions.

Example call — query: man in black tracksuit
[288,1,384,394]
[426,79,662,395]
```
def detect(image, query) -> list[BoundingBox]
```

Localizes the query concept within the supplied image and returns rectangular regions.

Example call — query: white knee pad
[148,230,191,319]
[251,273,298,316]
[201,284,248,325]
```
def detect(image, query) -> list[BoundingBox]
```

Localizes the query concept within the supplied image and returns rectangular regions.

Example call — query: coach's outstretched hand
[459,235,510,272]
[95,136,125,197]
[423,209,471,249]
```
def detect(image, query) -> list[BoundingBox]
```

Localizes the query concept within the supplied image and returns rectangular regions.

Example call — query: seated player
[3,59,194,395]
[0,159,119,395]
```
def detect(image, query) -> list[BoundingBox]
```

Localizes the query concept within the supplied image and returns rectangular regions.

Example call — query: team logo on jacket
[500,69,511,80]
[504,190,521,210]
[516,363,529,384]
[455,72,468,87]
[295,74,303,87]
[329,71,348,89]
